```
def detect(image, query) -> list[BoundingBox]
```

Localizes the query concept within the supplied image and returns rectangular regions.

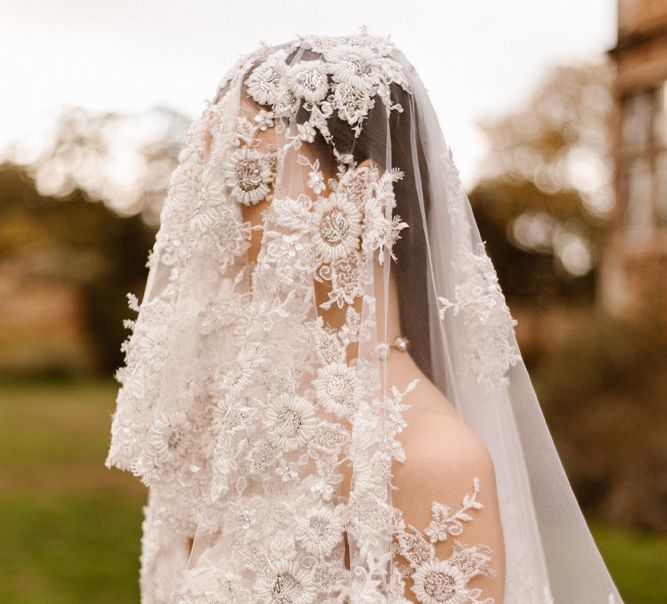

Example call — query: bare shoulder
[392,408,497,514]
[392,407,506,602]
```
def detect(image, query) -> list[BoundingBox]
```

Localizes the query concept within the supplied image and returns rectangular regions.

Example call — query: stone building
[601,0,667,312]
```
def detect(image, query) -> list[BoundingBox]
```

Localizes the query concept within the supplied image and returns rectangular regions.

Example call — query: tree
[0,163,155,373]
[469,60,614,303]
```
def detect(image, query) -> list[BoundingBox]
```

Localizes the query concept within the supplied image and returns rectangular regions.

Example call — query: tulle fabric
[106,30,622,603]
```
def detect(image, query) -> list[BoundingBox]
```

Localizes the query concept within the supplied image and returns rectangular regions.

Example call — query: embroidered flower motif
[424,478,484,543]
[309,477,335,502]
[226,499,259,533]
[314,326,344,365]
[449,541,494,581]
[295,504,345,557]
[312,194,363,263]
[325,44,383,91]
[396,529,434,568]
[245,438,279,475]
[307,167,326,196]
[336,164,374,205]
[254,109,275,131]
[297,121,317,143]
[313,363,359,417]
[325,250,365,309]
[144,410,190,467]
[333,83,375,127]
[254,559,316,604]
[437,244,520,389]
[360,169,408,264]
[309,420,350,454]
[246,51,287,106]
[310,561,347,594]
[395,479,495,604]
[410,559,468,604]
[286,60,330,104]
[263,393,317,452]
[225,146,276,206]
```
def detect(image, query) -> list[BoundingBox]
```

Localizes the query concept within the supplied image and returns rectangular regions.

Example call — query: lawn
[0,379,664,603]
[0,379,143,604]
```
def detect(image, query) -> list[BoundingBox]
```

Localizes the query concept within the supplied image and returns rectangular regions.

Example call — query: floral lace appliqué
[245,32,409,143]
[437,243,520,390]
[394,479,495,604]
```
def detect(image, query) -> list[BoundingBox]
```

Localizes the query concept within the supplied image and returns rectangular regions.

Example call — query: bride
[106,29,622,603]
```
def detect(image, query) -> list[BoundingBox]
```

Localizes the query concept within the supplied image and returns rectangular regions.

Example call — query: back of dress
[106,30,623,604]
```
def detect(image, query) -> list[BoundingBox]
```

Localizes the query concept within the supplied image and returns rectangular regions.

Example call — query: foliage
[478,60,614,218]
[0,164,155,373]
[470,60,614,305]
[470,177,603,303]
[471,58,666,534]
[532,301,667,531]
[11,106,190,224]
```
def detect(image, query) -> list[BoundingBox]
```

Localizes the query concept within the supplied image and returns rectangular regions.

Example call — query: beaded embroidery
[394,479,495,604]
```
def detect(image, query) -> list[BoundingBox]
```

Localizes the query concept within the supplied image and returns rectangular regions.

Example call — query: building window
[626,158,653,232]
[621,80,667,235]
[656,82,667,224]
[622,90,652,153]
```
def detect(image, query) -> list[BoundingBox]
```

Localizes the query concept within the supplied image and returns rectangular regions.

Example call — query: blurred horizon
[0,0,617,187]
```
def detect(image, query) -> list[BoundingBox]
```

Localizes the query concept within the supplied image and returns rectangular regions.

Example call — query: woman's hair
[306,82,433,380]
[251,49,434,378]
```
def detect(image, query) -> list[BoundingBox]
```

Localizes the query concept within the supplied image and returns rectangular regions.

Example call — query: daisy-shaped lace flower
[144,409,190,467]
[325,44,384,91]
[246,51,287,106]
[225,146,276,206]
[312,362,359,417]
[253,559,316,604]
[263,393,318,452]
[312,194,363,264]
[286,60,330,104]
[410,559,469,604]
[295,504,345,558]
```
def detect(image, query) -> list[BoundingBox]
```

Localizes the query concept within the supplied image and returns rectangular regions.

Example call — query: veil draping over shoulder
[105,29,622,603]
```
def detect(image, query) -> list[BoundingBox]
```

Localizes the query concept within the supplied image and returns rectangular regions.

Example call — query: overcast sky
[1,0,617,186]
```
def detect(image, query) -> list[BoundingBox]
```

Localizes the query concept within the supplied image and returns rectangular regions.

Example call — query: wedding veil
[106,29,622,603]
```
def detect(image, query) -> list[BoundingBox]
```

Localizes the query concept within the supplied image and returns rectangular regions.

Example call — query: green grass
[0,379,665,603]
[591,524,667,604]
[0,493,142,604]
[0,379,144,603]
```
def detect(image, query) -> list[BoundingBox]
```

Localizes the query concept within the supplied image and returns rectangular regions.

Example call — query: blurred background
[0,1,666,602]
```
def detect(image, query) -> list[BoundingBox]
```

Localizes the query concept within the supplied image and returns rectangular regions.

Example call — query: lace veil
[106,30,622,603]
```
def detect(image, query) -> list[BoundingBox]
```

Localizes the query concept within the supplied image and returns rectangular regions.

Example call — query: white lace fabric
[106,30,623,604]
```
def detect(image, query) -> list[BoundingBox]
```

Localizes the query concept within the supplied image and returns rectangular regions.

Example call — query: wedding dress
[106,30,623,603]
